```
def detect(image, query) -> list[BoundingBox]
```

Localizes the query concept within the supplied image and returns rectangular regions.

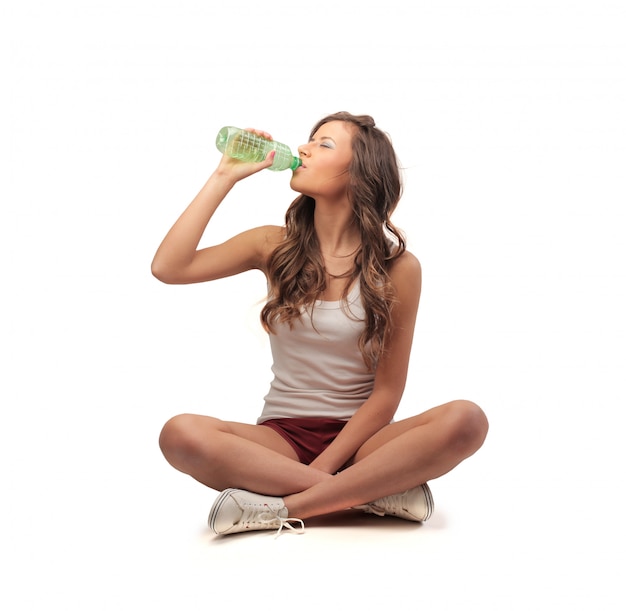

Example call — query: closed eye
[309,136,336,149]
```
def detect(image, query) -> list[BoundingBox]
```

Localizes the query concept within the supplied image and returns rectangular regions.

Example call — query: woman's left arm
[308,251,422,474]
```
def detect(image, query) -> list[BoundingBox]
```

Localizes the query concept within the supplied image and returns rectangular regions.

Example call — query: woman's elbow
[151,259,179,284]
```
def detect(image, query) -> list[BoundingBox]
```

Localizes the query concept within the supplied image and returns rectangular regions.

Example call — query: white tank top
[258,282,375,423]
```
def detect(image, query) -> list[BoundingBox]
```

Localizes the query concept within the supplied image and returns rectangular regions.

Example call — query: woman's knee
[443,400,489,455]
[159,414,192,461]
[159,414,219,463]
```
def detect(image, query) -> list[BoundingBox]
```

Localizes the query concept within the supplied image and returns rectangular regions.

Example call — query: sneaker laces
[361,502,386,517]
[358,484,434,521]
[366,496,397,516]
[255,504,305,538]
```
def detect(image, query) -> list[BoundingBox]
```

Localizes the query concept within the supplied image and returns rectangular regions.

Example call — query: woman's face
[290,120,355,200]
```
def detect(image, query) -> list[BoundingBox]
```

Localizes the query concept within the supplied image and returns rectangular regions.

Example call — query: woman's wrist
[208,166,238,191]
[309,455,343,475]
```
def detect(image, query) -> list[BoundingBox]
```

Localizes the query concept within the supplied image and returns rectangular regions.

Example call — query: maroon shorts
[259,417,348,465]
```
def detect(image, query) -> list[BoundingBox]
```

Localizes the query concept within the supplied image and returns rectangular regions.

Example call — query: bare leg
[159,414,333,496]
[284,400,489,519]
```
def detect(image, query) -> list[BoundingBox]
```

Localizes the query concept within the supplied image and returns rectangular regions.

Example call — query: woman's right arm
[151,137,280,285]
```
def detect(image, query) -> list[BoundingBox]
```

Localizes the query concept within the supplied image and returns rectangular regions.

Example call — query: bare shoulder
[388,250,422,313]
[254,224,285,265]
[389,249,422,284]
[256,224,285,248]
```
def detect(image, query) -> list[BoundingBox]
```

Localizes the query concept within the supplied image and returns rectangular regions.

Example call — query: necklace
[321,245,360,259]
[326,269,354,279]
[320,243,359,279]
[325,264,356,279]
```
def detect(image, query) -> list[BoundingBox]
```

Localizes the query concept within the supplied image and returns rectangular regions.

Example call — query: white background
[1,1,624,609]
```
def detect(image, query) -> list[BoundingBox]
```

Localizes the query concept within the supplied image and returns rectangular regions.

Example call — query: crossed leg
[285,400,488,519]
[159,399,488,520]
[159,414,334,495]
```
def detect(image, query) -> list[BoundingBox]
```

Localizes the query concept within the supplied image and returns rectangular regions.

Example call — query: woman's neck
[313,201,360,256]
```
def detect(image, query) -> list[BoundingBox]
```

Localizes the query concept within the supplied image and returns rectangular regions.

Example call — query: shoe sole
[421,483,435,521]
[209,484,435,532]
[208,488,238,534]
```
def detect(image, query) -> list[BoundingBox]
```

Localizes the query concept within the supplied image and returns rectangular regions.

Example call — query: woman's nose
[298,144,310,157]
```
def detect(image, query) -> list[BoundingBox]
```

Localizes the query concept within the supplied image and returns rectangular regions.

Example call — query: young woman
[152,112,488,535]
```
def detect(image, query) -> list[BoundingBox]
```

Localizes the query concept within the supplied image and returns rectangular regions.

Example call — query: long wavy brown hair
[260,112,406,369]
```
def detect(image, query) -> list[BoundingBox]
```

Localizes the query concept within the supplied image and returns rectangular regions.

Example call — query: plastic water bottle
[215,126,302,171]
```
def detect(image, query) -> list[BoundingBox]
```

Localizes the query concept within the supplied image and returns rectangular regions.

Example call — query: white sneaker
[360,483,434,522]
[208,488,305,536]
